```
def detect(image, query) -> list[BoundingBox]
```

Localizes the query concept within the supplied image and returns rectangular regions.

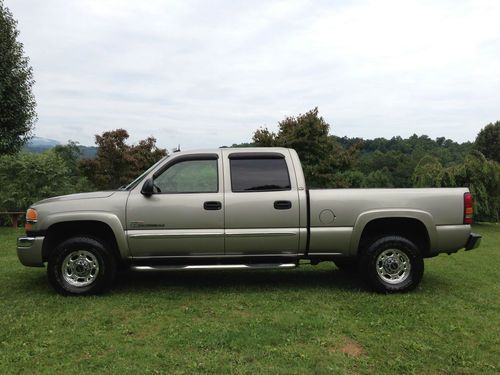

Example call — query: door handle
[274,200,292,210]
[204,201,222,210]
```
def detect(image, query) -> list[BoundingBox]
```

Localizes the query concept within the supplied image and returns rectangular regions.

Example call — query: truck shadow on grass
[15,267,370,296]
[111,267,368,294]
[18,266,452,295]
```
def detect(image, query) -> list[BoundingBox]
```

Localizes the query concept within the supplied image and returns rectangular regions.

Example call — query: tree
[412,151,500,221]
[253,108,359,188]
[0,1,36,155]
[80,129,131,189]
[53,141,84,177]
[412,156,444,187]
[363,168,393,188]
[460,151,500,222]
[0,152,74,212]
[128,136,168,177]
[475,121,500,162]
[252,128,275,147]
[80,129,167,190]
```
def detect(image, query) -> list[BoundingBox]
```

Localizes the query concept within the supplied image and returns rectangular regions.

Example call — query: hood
[34,191,116,206]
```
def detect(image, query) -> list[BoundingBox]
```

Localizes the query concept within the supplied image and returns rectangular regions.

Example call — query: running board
[131,263,297,271]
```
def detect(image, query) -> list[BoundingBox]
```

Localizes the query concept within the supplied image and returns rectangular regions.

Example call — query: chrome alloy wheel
[62,250,100,287]
[376,249,411,284]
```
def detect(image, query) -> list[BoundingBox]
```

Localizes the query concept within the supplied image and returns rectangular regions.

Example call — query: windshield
[120,155,170,191]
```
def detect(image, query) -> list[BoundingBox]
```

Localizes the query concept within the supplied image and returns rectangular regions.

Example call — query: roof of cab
[169,147,290,156]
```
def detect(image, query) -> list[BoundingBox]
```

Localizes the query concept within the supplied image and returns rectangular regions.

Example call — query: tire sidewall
[48,237,115,296]
[361,236,424,293]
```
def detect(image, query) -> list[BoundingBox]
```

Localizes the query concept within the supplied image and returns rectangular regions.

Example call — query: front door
[126,152,224,257]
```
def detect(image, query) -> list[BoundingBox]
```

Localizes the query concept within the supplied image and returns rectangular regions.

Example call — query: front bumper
[17,237,45,267]
[465,233,481,251]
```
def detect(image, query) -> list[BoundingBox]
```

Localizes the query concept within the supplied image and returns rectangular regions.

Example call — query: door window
[230,158,291,192]
[154,159,218,193]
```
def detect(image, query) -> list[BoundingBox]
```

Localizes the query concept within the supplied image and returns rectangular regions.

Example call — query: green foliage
[0,150,91,211]
[80,129,167,190]
[249,109,498,221]
[253,108,359,188]
[412,151,500,221]
[347,135,472,188]
[252,128,275,147]
[335,170,365,188]
[461,152,500,222]
[363,168,393,188]
[0,1,36,155]
[359,150,414,187]
[412,156,443,187]
[53,141,84,177]
[475,121,500,162]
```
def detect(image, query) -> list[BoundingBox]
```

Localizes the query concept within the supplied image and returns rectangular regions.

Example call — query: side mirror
[141,178,154,197]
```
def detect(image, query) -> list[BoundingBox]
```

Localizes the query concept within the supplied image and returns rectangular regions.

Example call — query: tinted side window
[154,159,218,193]
[230,158,291,192]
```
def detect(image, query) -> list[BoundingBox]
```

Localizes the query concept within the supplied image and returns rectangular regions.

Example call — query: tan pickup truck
[17,147,481,295]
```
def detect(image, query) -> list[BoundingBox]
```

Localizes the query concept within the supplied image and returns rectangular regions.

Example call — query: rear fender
[349,209,437,256]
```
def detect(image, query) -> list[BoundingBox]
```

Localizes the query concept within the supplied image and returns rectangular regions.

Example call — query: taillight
[464,192,473,224]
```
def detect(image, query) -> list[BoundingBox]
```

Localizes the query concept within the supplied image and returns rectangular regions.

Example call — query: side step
[131,263,297,271]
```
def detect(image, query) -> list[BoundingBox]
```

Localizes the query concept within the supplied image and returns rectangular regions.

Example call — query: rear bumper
[432,225,481,256]
[465,233,481,251]
[17,237,45,267]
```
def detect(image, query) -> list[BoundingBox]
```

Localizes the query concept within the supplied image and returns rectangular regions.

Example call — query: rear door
[222,149,300,255]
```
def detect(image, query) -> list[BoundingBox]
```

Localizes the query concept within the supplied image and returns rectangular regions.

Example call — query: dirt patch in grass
[339,337,365,357]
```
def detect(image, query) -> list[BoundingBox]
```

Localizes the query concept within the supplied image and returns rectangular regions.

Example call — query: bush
[0,150,92,213]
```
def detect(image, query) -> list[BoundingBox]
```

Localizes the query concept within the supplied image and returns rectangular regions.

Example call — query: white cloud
[6,0,500,148]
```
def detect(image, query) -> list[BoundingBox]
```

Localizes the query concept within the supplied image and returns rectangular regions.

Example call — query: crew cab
[17,148,481,295]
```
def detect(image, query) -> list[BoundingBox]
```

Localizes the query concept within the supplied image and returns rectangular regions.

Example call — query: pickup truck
[17,147,481,295]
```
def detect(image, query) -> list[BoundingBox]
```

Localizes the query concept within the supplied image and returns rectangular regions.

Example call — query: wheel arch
[350,210,437,257]
[42,214,128,262]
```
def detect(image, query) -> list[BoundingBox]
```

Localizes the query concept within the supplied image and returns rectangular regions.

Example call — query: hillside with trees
[0,111,498,224]
[0,130,166,225]
[247,109,499,222]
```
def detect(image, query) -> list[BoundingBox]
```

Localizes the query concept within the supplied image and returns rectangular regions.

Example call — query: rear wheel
[360,235,424,293]
[48,237,116,296]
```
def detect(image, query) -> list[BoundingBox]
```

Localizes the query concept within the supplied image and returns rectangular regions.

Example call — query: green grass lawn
[0,225,499,374]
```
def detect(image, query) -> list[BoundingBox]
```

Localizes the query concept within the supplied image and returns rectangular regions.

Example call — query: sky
[6,0,500,150]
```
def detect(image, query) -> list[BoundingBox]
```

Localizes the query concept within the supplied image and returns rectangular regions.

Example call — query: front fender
[44,212,129,258]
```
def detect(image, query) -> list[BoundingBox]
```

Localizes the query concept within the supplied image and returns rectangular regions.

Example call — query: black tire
[47,237,116,296]
[360,235,424,293]
[334,258,359,273]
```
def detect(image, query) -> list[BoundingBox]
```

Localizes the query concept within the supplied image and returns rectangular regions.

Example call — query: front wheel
[360,236,424,293]
[48,237,116,296]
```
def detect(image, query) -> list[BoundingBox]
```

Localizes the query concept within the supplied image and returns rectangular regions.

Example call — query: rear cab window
[228,153,291,192]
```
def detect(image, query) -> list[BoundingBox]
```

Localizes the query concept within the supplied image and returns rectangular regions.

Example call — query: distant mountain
[23,136,97,158]
[78,145,97,158]
[27,136,60,149]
